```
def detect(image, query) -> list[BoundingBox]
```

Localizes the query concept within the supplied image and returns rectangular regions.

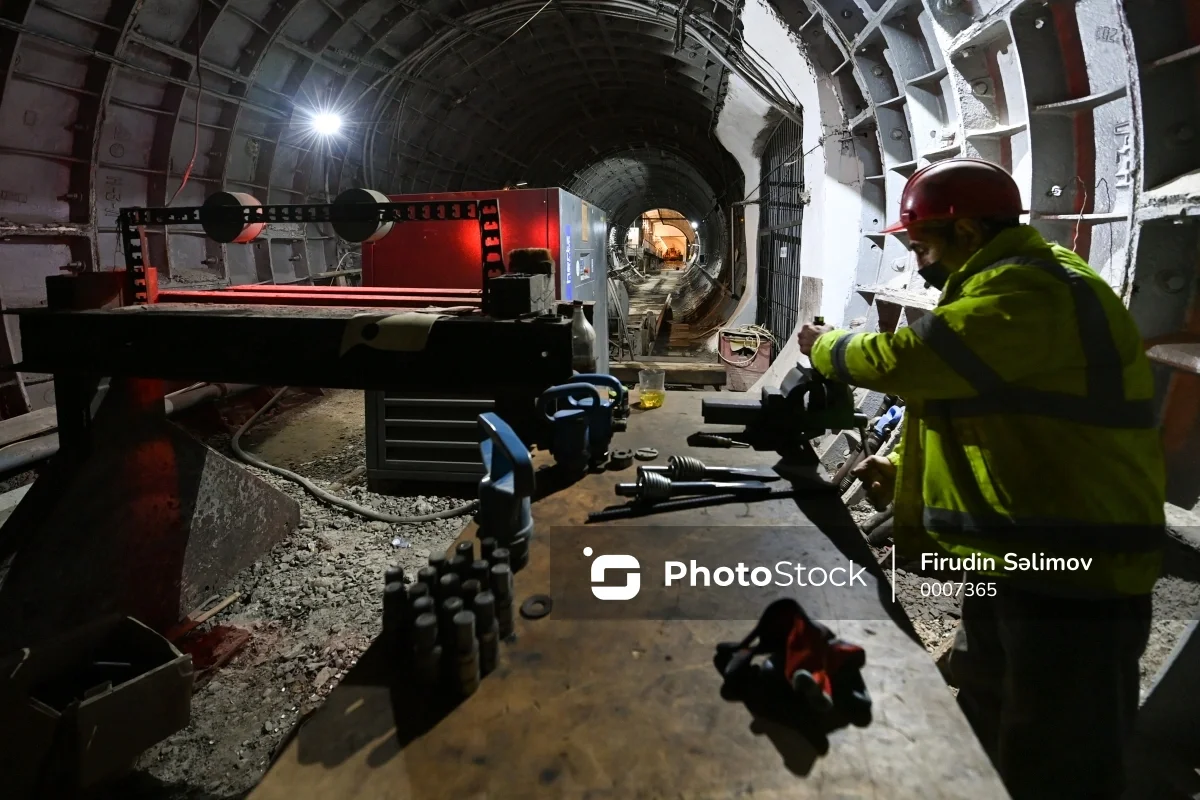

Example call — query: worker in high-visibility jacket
[797,158,1165,800]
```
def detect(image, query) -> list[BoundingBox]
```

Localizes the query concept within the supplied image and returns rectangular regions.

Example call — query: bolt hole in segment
[639,368,666,409]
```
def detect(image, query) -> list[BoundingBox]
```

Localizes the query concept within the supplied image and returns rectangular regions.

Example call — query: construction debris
[82,391,465,800]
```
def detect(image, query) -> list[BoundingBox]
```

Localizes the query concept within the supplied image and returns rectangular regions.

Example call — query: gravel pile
[95,413,470,800]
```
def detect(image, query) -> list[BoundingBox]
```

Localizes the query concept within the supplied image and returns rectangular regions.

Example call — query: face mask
[918,262,950,290]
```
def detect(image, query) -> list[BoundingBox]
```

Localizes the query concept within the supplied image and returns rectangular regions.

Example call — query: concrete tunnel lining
[0,0,1195,496]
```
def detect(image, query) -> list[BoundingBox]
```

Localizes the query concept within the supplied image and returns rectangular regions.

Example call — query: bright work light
[311,112,342,136]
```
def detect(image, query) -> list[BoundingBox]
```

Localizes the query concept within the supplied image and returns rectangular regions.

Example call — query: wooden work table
[251,392,1006,799]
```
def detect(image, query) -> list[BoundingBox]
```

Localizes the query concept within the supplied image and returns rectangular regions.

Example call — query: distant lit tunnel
[0,0,1197,501]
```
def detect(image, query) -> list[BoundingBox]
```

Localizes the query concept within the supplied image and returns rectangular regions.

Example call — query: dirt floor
[91,390,469,800]
[67,392,1198,798]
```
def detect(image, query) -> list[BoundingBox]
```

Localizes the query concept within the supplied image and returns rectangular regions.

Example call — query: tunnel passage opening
[628,208,701,268]
[606,202,739,367]
[567,147,742,372]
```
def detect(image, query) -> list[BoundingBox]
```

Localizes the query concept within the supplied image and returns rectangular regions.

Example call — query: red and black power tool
[715,599,871,723]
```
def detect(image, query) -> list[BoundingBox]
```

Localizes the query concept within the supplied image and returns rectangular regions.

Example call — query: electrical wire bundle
[716,324,778,368]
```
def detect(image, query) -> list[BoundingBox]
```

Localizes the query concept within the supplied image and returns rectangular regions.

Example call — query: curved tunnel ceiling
[0,1,1195,379]
[0,0,781,289]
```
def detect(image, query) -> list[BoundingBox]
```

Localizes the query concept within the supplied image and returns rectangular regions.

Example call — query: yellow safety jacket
[811,226,1165,596]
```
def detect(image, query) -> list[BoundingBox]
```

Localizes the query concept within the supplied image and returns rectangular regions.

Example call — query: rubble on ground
[96,432,467,800]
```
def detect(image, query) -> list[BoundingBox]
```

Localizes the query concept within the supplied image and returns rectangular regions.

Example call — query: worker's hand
[852,455,896,509]
[796,323,834,356]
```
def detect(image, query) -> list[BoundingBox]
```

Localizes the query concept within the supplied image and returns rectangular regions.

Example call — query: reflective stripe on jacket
[811,225,1165,596]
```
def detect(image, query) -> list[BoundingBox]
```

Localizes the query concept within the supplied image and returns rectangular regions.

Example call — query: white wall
[713,0,865,386]
[714,74,770,332]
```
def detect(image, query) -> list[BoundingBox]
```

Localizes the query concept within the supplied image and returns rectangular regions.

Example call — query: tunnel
[0,0,1198,795]
[0,0,1193,498]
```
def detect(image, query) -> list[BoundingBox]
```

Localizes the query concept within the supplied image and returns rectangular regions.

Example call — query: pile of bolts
[382,537,517,697]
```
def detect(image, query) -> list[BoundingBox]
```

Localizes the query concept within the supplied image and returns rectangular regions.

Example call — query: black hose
[230,387,478,525]
[0,434,60,477]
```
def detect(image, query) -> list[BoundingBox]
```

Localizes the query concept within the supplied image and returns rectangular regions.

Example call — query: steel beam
[154,289,481,307]
[11,306,573,392]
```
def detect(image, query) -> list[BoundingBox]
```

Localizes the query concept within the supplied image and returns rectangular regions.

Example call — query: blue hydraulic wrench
[539,382,604,476]
[477,412,535,572]
[567,373,627,464]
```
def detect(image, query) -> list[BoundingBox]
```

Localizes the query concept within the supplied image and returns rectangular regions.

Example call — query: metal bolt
[841,9,852,18]
[1034,18,1046,29]
[937,0,963,11]
[872,65,885,77]
[891,128,905,140]
[972,81,990,95]
[960,47,975,58]
[931,129,939,139]
[1048,185,1063,197]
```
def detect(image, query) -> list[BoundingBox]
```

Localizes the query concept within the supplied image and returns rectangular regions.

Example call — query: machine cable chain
[118,199,504,305]
[120,216,151,305]
[478,199,505,311]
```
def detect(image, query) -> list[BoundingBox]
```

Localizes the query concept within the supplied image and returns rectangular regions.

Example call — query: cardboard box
[0,615,194,797]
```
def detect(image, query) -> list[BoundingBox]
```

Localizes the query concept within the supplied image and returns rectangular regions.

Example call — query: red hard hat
[882,158,1024,234]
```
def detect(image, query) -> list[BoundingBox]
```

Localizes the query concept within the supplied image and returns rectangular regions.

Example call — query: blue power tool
[567,373,627,460]
[477,412,535,572]
[539,382,604,475]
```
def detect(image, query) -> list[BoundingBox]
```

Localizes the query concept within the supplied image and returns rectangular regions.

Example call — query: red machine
[362,187,607,309]
[364,188,555,290]
[360,187,609,488]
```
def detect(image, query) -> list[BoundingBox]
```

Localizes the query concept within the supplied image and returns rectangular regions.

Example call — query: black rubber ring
[520,594,554,620]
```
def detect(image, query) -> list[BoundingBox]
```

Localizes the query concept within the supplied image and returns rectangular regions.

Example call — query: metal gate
[754,119,806,349]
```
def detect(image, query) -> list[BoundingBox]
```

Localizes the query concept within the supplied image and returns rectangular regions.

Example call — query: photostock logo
[585,546,641,601]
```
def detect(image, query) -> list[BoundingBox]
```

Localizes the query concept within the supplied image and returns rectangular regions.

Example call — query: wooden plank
[0,484,31,529]
[610,361,727,387]
[251,393,1005,800]
[0,407,57,448]
[799,276,823,327]
[667,322,692,348]
[627,272,684,327]
[0,308,31,419]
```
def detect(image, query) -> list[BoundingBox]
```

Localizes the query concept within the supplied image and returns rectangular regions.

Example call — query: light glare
[311,112,342,136]
[690,221,699,229]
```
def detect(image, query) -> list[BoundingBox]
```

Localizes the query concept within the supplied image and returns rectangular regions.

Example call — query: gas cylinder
[570,301,597,374]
